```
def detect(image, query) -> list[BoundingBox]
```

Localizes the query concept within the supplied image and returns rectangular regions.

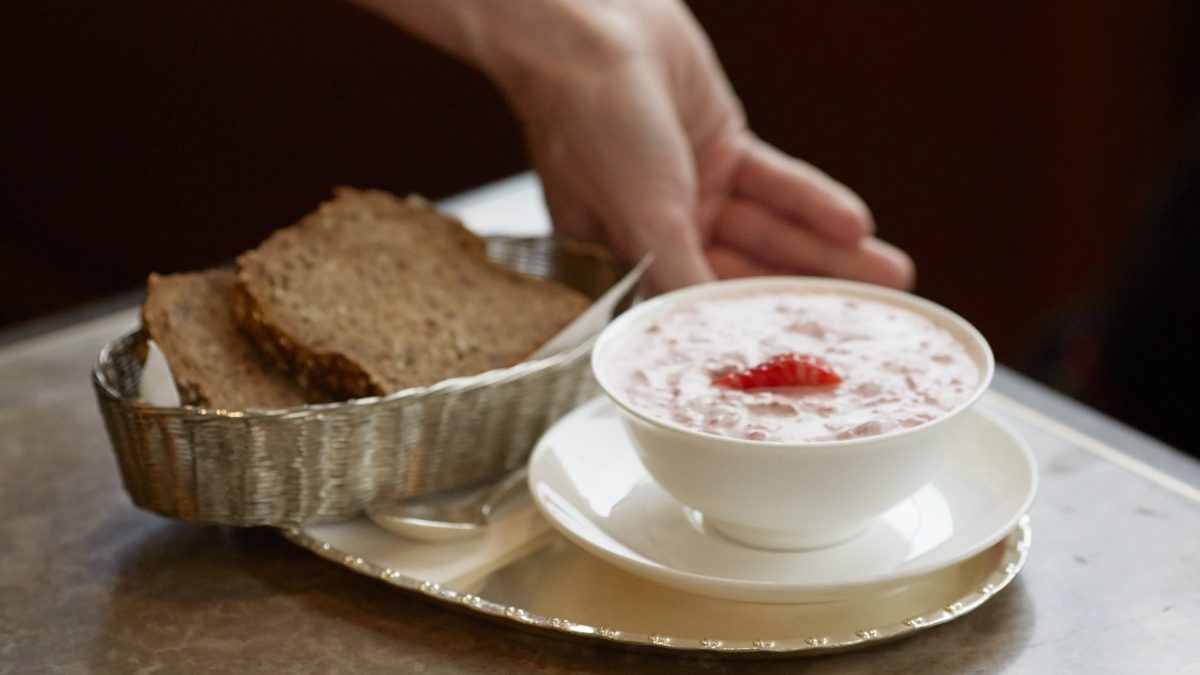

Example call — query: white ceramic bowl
[591,277,994,551]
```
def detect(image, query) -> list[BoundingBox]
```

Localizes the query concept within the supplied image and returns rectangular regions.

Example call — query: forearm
[344,1,914,290]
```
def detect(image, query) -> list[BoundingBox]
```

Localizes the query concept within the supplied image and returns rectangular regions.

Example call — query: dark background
[4,1,1198,447]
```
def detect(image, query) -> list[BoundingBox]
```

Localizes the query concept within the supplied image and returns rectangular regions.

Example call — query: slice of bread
[233,188,591,398]
[142,269,309,409]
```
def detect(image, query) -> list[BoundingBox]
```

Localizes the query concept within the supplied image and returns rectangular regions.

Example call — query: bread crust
[233,188,590,399]
[142,269,309,409]
[231,280,384,398]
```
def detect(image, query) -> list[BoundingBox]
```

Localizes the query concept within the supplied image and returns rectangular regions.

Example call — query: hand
[352,0,914,291]
[498,1,914,291]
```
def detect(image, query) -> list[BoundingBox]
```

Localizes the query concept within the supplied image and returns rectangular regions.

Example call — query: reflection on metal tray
[92,237,629,526]
[284,513,1031,657]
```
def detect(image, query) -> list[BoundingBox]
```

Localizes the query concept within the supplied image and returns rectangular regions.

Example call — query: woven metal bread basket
[93,237,629,526]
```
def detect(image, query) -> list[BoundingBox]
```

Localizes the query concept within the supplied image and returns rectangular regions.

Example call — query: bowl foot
[702,516,871,552]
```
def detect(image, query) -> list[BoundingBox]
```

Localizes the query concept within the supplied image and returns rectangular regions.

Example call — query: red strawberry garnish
[714,353,842,389]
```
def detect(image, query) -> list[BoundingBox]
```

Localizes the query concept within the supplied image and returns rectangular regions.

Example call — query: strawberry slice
[714,353,842,389]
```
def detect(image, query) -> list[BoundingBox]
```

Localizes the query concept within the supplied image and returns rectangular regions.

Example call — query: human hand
[498,1,914,291]
[354,0,914,291]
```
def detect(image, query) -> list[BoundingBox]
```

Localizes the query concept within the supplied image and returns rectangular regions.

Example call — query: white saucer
[528,397,1038,604]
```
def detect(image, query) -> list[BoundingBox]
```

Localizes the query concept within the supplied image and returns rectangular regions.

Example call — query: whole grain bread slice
[233,188,591,398]
[142,269,309,409]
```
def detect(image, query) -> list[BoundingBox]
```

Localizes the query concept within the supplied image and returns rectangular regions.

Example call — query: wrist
[468,1,639,88]
[350,0,640,100]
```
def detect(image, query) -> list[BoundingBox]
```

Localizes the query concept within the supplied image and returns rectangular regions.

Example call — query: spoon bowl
[367,468,529,542]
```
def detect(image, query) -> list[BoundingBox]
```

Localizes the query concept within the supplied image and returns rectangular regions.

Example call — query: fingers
[537,154,715,292]
[627,205,717,292]
[706,244,780,279]
[714,198,915,289]
[537,164,604,244]
[848,238,915,290]
[529,73,716,292]
[735,138,874,245]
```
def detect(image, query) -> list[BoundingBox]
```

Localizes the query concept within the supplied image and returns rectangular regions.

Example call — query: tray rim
[281,514,1031,657]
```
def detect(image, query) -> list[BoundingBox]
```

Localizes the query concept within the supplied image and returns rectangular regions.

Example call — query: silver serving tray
[283,514,1031,657]
[92,237,628,526]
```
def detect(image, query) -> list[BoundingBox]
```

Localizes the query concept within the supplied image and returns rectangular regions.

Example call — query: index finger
[735,138,874,245]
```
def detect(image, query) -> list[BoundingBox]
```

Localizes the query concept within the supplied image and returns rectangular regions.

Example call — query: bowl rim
[591,276,995,451]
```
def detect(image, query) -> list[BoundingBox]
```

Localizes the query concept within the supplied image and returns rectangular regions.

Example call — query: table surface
[3,175,1199,675]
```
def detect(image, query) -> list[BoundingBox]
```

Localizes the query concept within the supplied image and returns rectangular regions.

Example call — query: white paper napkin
[528,255,650,360]
[140,339,181,407]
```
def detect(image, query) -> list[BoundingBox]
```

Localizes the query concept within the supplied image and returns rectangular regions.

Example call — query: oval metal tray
[283,514,1031,657]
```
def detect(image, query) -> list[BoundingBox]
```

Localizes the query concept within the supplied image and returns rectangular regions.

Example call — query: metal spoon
[366,468,530,542]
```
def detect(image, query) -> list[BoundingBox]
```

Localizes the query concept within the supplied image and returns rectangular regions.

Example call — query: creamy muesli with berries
[607,290,980,442]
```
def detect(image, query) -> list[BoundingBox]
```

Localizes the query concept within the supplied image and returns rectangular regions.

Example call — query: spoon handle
[366,466,531,542]
[481,467,530,520]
